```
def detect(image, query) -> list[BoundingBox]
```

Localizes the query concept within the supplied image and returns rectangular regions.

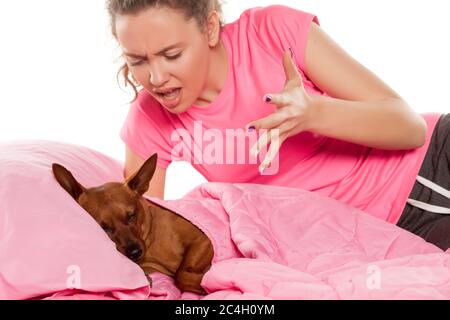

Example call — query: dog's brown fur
[52,154,213,294]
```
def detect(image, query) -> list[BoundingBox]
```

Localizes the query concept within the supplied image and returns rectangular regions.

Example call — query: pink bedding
[147,183,450,300]
[1,141,449,300]
[0,141,149,300]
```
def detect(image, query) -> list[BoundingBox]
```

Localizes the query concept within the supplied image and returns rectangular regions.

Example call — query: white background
[0,0,448,199]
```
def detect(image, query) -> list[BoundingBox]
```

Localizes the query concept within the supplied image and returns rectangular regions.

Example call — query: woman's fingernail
[259,166,266,174]
[264,95,272,103]
[247,126,256,132]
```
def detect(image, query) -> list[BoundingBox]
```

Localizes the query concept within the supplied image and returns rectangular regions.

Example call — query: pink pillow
[0,140,150,300]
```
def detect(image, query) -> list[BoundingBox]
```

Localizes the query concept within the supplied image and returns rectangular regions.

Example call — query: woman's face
[115,7,219,113]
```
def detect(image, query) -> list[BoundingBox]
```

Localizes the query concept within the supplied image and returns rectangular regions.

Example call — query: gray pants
[397,113,450,250]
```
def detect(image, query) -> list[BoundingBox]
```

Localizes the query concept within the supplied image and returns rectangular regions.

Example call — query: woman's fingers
[283,49,303,85]
[250,119,293,157]
[250,129,271,158]
[245,109,290,132]
[249,128,285,168]
[250,121,302,173]
[259,132,287,174]
[263,92,291,108]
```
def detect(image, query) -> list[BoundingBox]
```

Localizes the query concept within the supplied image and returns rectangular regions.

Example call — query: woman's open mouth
[155,88,182,109]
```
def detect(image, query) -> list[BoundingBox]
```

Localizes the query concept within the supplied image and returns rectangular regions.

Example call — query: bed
[1,140,449,300]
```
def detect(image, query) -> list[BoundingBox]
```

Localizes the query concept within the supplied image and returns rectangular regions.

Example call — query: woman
[107,1,449,249]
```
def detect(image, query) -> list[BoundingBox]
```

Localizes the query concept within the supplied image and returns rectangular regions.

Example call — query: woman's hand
[246,49,317,173]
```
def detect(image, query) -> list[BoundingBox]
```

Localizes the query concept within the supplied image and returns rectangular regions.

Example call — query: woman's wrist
[304,93,324,133]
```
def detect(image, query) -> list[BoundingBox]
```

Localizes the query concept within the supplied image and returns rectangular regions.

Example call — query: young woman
[107,1,449,249]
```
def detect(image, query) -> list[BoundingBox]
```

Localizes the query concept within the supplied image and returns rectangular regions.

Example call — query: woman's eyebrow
[123,42,184,58]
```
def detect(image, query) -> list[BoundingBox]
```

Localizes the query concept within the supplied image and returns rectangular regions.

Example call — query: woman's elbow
[410,116,427,149]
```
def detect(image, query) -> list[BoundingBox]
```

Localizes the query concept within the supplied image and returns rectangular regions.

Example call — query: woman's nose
[148,63,169,87]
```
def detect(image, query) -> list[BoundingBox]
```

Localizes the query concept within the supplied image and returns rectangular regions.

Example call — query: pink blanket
[1,141,449,300]
[145,183,450,300]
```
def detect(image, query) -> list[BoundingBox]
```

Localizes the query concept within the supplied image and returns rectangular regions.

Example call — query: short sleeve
[251,5,320,72]
[120,91,173,169]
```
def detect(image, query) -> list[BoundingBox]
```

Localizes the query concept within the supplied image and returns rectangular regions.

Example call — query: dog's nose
[125,245,143,261]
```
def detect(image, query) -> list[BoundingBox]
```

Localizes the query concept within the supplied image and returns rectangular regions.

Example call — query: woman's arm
[304,23,427,150]
[125,146,166,199]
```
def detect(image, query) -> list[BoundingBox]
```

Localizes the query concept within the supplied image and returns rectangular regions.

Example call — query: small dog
[52,154,213,294]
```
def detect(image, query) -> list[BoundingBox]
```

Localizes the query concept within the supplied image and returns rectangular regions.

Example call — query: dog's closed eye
[127,212,137,224]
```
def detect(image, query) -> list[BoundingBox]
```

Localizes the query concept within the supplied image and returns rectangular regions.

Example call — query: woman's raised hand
[246,49,316,173]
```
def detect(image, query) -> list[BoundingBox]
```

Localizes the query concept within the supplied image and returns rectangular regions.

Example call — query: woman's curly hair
[106,0,224,100]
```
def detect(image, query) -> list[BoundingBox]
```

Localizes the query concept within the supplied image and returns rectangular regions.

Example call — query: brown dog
[52,154,213,294]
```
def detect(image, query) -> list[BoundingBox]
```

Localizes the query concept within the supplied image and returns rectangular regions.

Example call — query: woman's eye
[129,60,144,67]
[165,52,182,60]
[128,52,182,66]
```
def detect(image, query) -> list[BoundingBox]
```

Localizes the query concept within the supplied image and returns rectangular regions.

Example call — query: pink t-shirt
[120,5,441,224]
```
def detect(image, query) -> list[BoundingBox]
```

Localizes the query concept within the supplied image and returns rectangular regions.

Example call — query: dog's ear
[125,153,158,196]
[52,163,85,201]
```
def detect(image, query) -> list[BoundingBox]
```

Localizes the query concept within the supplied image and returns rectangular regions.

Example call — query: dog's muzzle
[126,244,143,262]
